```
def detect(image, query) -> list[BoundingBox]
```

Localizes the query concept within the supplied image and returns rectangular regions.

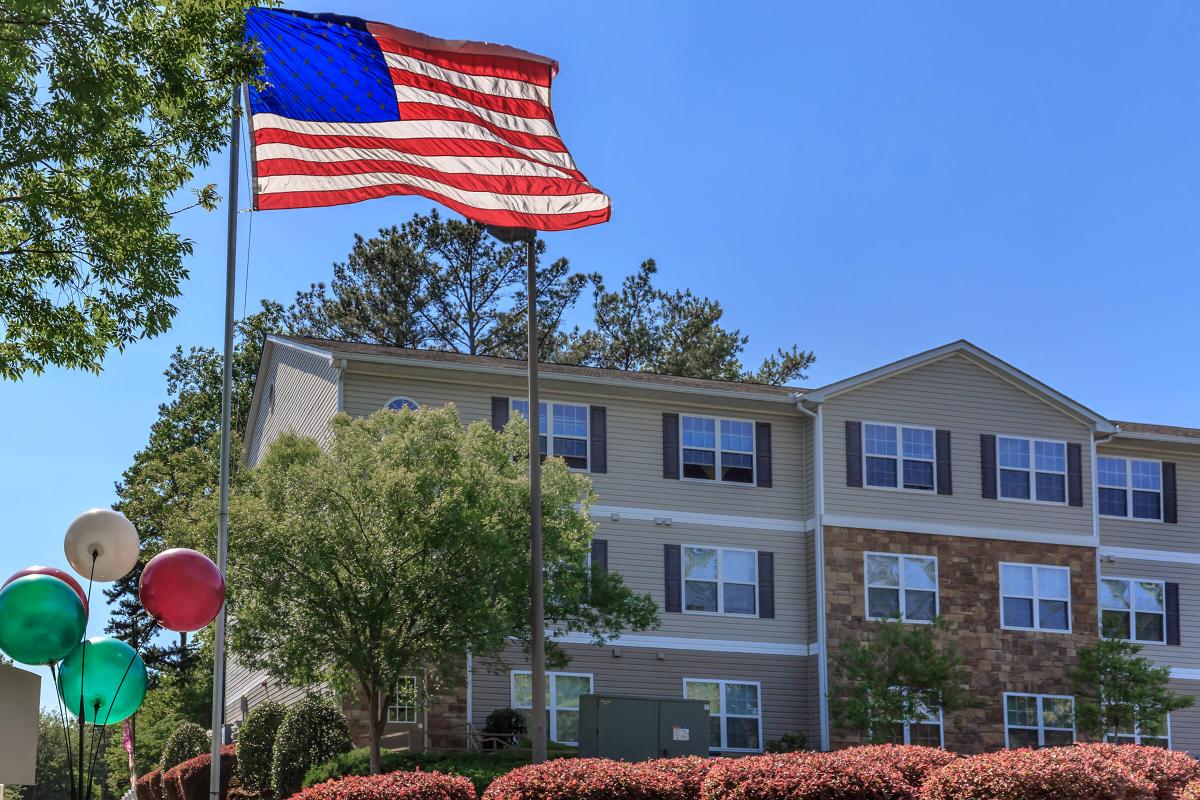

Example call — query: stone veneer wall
[341,667,470,753]
[823,526,1098,753]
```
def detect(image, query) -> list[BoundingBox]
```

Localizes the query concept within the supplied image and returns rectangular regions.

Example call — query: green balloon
[58,636,147,724]
[0,574,86,665]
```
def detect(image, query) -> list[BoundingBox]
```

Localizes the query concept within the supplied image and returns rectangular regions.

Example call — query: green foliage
[238,700,287,792]
[484,707,528,736]
[229,407,657,772]
[831,618,982,743]
[764,731,809,753]
[0,0,267,379]
[159,721,209,772]
[301,749,550,794]
[271,695,353,799]
[1070,636,1194,740]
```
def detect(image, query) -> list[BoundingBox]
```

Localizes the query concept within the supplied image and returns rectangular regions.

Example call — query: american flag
[244,8,611,231]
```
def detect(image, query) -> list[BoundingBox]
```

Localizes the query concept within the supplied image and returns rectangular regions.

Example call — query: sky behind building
[4,1,1200,705]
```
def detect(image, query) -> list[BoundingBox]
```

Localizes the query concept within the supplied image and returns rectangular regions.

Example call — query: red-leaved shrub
[162,745,237,800]
[1180,780,1200,800]
[829,746,959,790]
[483,758,685,800]
[293,771,476,800]
[919,746,1157,800]
[1067,743,1200,800]
[704,752,915,800]
[645,756,715,800]
[136,769,164,800]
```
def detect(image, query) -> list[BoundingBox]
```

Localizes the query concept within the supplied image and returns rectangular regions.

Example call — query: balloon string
[49,664,78,800]
[99,651,139,728]
[85,704,107,800]
[78,551,97,800]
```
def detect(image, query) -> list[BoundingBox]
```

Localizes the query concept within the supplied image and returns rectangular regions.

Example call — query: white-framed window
[682,545,757,615]
[385,396,419,412]
[1100,577,1166,644]
[997,436,1067,503]
[1097,457,1163,521]
[511,400,589,470]
[890,700,944,747]
[1004,693,1075,748]
[1000,563,1071,632]
[387,675,418,724]
[681,415,755,484]
[683,679,762,752]
[864,553,938,623]
[511,671,592,745]
[863,422,936,491]
[1106,715,1171,748]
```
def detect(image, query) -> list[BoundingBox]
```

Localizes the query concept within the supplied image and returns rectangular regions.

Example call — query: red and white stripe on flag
[244,9,610,231]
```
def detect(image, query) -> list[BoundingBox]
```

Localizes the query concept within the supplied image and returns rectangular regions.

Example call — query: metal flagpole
[209,87,240,800]
[524,231,547,764]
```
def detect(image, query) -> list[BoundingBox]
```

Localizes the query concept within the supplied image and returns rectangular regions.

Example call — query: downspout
[335,358,348,413]
[466,649,474,746]
[793,397,829,751]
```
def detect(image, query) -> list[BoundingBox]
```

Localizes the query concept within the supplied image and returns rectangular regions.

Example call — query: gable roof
[797,339,1118,433]
[1111,420,1200,443]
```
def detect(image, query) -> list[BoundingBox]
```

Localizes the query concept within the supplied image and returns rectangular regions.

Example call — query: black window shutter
[980,434,998,499]
[490,397,509,431]
[664,544,682,613]
[590,539,608,574]
[1164,462,1178,524]
[935,429,953,495]
[1167,582,1181,646]
[756,422,773,488]
[845,421,863,488]
[758,551,775,619]
[662,413,680,480]
[589,406,607,474]
[1067,443,1084,507]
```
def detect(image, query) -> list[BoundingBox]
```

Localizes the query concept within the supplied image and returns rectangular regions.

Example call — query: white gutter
[793,397,829,751]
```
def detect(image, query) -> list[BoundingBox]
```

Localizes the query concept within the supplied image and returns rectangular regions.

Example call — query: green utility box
[578,694,711,760]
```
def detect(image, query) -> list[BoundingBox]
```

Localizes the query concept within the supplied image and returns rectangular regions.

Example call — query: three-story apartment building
[225,335,1200,755]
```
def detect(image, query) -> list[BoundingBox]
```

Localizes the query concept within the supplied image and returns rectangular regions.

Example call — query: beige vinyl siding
[1166,679,1200,754]
[1098,442,1198,552]
[245,343,340,467]
[341,365,810,523]
[1100,557,1200,670]
[603,518,808,645]
[224,656,317,724]
[822,353,1094,538]
[471,641,818,749]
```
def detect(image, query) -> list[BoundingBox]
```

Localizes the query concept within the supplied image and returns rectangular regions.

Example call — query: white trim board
[822,513,1098,547]
[548,631,818,657]
[590,505,814,533]
[1100,546,1200,565]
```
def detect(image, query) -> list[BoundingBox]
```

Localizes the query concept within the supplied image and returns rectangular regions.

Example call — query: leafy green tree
[23,711,110,800]
[831,618,981,744]
[1070,637,1194,742]
[227,407,658,774]
[0,0,264,379]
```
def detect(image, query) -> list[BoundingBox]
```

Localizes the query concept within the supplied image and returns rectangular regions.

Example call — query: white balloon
[64,509,139,582]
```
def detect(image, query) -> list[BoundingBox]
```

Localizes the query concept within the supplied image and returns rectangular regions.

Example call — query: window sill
[866,615,935,625]
[863,483,937,495]
[1000,624,1073,635]
[681,609,760,618]
[1099,514,1165,525]
[997,495,1071,508]
[680,476,758,488]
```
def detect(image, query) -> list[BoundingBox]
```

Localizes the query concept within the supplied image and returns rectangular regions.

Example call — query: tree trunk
[367,687,384,775]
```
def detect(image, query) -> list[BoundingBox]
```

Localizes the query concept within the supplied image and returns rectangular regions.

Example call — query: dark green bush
[302,749,536,795]
[160,722,210,772]
[271,695,353,799]
[238,700,287,792]
[765,731,808,753]
[484,708,527,736]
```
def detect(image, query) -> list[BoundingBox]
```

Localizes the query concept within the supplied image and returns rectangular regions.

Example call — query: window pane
[906,590,936,621]
[725,683,759,716]
[1035,473,1066,503]
[1008,728,1040,749]
[1043,729,1074,747]
[1101,579,1130,610]
[1006,695,1039,727]
[1132,490,1161,520]
[683,448,716,480]
[864,424,898,456]
[1035,441,1066,472]
[721,451,754,483]
[1102,609,1131,639]
[867,555,900,587]
[682,416,715,449]
[1099,487,1128,517]
[707,715,722,748]
[868,587,901,619]
[1001,564,1034,596]
[513,674,533,708]
[723,583,756,615]
[1039,599,1070,631]
[555,675,591,709]
[903,557,937,590]
[1131,460,1162,490]
[726,716,760,750]
[1134,582,1164,612]
[720,420,754,453]
[903,460,934,491]
[553,437,587,469]
[685,681,721,712]
[1043,698,1073,727]
[552,404,588,437]
[911,723,942,747]
[555,710,580,743]
[1098,457,1127,487]
[902,428,934,460]
[1135,612,1165,642]
[684,547,718,580]
[685,581,718,612]
[723,550,757,583]
[999,437,1030,469]
[511,401,548,434]
[1000,469,1031,499]
[1003,597,1035,628]
[1037,567,1070,600]
[866,456,898,488]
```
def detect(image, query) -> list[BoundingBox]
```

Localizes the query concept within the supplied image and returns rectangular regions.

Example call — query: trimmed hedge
[919,745,1157,800]
[1181,781,1200,800]
[135,769,164,800]
[161,722,211,772]
[240,700,288,792]
[704,752,916,800]
[304,750,544,795]
[483,758,686,800]
[1074,743,1200,800]
[293,772,476,800]
[272,695,354,799]
[831,745,958,791]
[162,745,238,800]
[645,757,715,800]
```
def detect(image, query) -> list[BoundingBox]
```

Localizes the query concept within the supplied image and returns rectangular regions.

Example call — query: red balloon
[138,549,225,633]
[3,566,88,616]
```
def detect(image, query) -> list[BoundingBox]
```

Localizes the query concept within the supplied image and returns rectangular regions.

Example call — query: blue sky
[4,1,1200,706]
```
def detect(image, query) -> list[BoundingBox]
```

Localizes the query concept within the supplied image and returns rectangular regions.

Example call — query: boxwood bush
[160,722,211,772]
[272,695,354,799]
[239,700,288,792]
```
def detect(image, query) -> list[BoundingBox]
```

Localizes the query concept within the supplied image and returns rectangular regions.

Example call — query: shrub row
[295,771,475,800]
[304,749,537,795]
[135,769,163,800]
[160,745,238,800]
